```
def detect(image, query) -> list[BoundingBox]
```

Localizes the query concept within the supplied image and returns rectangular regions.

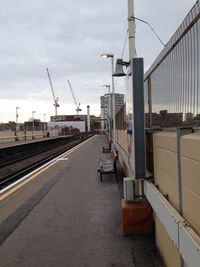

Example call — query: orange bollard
[121,199,153,235]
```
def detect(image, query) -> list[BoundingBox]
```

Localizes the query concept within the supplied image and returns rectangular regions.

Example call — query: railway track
[0,135,81,168]
[0,133,93,190]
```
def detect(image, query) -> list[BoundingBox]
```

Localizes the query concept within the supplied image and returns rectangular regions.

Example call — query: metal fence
[115,103,126,130]
[144,1,200,128]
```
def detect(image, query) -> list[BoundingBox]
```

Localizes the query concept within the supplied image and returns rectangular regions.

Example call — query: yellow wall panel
[154,167,179,210]
[154,132,200,266]
[155,216,180,267]
[182,157,200,197]
[182,188,200,235]
[182,133,200,161]
[154,147,178,179]
[153,132,177,152]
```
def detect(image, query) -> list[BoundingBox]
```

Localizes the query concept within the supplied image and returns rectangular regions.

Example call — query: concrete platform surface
[0,135,164,267]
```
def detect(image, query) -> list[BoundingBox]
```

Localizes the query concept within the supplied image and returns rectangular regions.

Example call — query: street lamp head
[101,53,114,59]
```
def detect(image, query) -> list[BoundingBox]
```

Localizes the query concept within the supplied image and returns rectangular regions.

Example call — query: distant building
[159,110,183,127]
[0,121,16,131]
[145,110,183,128]
[194,114,200,124]
[24,119,43,131]
[185,112,193,124]
[50,115,86,122]
[50,115,101,132]
[100,93,124,119]
[48,121,86,132]
[0,121,24,131]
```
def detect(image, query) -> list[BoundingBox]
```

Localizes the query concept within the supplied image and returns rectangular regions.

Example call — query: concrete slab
[0,135,164,267]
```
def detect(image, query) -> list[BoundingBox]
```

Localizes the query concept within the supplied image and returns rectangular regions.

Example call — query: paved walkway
[0,135,163,267]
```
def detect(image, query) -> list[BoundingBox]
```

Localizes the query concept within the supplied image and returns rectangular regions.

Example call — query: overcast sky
[0,0,197,123]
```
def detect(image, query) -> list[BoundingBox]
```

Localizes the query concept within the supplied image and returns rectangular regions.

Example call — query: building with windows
[100,93,124,119]
[50,114,101,132]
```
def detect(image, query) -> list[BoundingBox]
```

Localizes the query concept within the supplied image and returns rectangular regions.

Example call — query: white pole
[87,105,90,132]
[111,56,116,143]
[108,86,111,120]
[15,107,20,141]
[101,107,104,133]
[128,0,136,60]
[32,111,35,139]
[43,113,46,137]
[128,1,144,195]
[108,87,111,140]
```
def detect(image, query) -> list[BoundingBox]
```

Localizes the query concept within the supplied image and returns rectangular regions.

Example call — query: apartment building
[100,93,124,119]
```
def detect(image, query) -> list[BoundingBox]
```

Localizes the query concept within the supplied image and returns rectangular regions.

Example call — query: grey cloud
[0,0,197,110]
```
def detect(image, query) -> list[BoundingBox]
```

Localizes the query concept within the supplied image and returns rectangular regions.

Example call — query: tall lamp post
[32,111,36,139]
[102,85,111,138]
[43,113,46,137]
[101,53,116,144]
[100,106,104,133]
[15,107,20,141]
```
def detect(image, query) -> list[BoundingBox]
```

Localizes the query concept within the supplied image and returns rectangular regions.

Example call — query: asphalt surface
[0,135,164,267]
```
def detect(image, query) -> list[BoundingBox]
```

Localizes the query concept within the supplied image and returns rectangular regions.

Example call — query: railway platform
[0,135,163,267]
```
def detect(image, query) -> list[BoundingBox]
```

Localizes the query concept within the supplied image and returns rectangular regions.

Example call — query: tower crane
[46,68,59,116]
[67,79,82,115]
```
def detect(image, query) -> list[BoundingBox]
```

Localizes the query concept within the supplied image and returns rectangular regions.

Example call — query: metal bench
[102,141,112,153]
[97,148,118,182]
[102,146,111,153]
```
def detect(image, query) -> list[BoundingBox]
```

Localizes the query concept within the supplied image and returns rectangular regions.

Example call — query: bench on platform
[102,141,112,153]
[97,147,118,182]
[102,146,111,153]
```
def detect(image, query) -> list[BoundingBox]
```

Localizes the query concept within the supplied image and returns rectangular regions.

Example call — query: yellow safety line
[0,160,57,201]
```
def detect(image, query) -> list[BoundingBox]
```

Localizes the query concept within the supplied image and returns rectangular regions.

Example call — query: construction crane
[46,68,59,116]
[67,79,82,115]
